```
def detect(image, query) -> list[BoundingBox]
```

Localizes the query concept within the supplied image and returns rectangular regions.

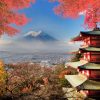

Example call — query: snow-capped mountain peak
[22,30,57,42]
[24,30,42,37]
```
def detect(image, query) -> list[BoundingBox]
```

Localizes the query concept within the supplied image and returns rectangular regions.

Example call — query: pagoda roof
[80,47,100,52]
[71,35,82,41]
[81,30,100,36]
[81,80,100,90]
[65,74,100,90]
[71,30,100,41]
[79,63,100,70]
[65,74,87,87]
[65,60,88,69]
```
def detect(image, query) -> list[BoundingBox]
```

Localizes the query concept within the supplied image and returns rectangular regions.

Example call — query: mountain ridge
[22,30,57,42]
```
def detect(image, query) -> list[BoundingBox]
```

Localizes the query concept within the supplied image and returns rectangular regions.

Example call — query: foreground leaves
[51,0,100,29]
[0,0,35,36]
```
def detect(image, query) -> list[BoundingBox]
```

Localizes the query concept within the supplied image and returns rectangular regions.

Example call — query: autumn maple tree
[0,0,35,36]
[0,60,7,95]
[51,0,100,29]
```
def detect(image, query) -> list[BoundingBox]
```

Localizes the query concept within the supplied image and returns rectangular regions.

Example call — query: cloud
[0,39,12,45]
[0,38,79,53]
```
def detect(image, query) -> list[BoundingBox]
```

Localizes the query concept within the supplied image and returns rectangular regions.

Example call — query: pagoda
[65,29,100,99]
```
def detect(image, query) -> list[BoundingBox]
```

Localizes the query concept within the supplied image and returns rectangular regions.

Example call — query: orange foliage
[21,87,29,93]
[0,0,35,36]
[52,0,100,29]
[59,70,71,79]
[42,77,49,85]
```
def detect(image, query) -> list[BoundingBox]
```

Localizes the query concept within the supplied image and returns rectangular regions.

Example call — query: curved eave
[78,63,100,70]
[65,74,87,87]
[65,60,88,69]
[65,74,100,90]
[80,80,100,90]
[71,30,100,42]
[81,30,100,36]
[71,35,82,41]
[80,47,100,52]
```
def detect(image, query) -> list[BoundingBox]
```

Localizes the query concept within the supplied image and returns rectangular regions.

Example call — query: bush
[0,60,7,95]
[71,52,82,62]
[0,62,69,99]
[59,78,71,87]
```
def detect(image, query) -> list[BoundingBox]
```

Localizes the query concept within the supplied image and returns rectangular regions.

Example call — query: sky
[0,0,86,53]
[2,0,85,41]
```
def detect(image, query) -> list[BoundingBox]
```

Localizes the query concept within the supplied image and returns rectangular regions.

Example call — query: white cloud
[0,37,80,53]
[0,39,12,45]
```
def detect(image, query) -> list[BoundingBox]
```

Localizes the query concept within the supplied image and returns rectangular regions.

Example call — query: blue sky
[0,0,87,53]
[3,0,85,41]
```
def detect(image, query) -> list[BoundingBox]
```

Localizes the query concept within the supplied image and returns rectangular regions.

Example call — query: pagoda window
[90,52,100,63]
[90,40,100,47]
[84,53,86,60]
[90,70,100,79]
[83,52,100,63]
[91,36,100,40]
[79,69,100,79]
[80,70,90,77]
[83,52,90,61]
[83,37,91,47]
[80,70,100,79]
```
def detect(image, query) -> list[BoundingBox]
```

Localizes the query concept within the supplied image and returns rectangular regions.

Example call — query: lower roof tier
[80,47,100,52]
[65,74,100,90]
[65,60,88,69]
[80,80,100,90]
[66,60,100,70]
[78,63,100,70]
[65,74,87,87]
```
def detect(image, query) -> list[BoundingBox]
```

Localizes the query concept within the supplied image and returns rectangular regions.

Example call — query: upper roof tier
[72,30,100,41]
[81,30,100,35]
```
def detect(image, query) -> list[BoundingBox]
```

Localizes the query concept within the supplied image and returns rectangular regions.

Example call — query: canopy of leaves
[51,0,100,29]
[0,0,35,36]
[0,60,7,95]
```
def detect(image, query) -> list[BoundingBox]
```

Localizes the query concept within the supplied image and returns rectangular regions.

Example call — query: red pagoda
[65,29,100,99]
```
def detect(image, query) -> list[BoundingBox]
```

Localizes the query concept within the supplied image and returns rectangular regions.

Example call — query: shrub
[0,60,7,95]
[59,78,71,87]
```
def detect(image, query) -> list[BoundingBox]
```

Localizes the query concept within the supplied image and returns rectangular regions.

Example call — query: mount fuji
[22,30,57,42]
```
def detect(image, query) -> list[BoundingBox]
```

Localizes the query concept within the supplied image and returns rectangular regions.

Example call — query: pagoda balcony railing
[80,44,88,48]
[89,76,100,80]
[81,40,100,47]
[90,43,100,47]
[90,58,100,63]
[80,58,84,61]
[81,44,100,47]
[80,58,89,63]
[80,57,100,62]
[91,55,100,58]
[90,70,100,80]
[79,70,100,80]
